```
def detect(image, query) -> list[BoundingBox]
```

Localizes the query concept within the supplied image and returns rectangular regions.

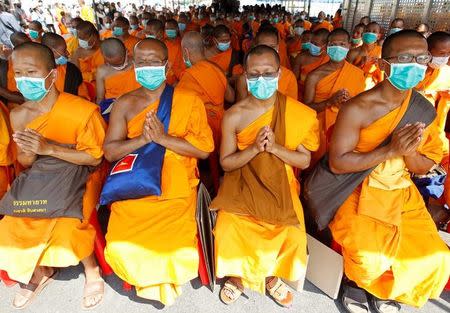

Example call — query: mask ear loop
[44,69,56,93]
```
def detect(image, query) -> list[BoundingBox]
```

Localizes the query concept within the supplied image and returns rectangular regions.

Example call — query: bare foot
[81,254,104,310]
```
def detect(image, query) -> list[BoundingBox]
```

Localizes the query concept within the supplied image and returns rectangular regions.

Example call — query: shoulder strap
[157,85,174,133]
[63,62,83,96]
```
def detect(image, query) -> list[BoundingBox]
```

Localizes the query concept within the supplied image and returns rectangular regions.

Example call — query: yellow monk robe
[177,60,226,147]
[104,67,140,99]
[78,48,105,83]
[65,35,79,56]
[313,21,333,32]
[165,38,187,86]
[123,35,140,57]
[100,29,112,40]
[54,64,90,100]
[0,101,14,198]
[0,93,106,284]
[355,45,383,90]
[298,53,330,101]
[104,88,214,306]
[329,90,450,307]
[214,97,320,293]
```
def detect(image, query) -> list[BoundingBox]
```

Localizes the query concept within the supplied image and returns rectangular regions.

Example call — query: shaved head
[365,22,381,33]
[134,38,168,62]
[42,33,66,49]
[114,16,130,27]
[213,25,231,38]
[10,32,31,47]
[313,28,330,45]
[244,45,280,69]
[13,42,56,71]
[29,20,43,31]
[77,21,99,38]
[255,27,279,45]
[427,31,450,51]
[146,18,164,32]
[181,31,204,53]
[382,30,427,59]
[101,38,127,59]
[328,28,350,43]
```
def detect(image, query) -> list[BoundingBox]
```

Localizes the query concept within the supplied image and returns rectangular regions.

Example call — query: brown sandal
[82,279,105,310]
[220,279,243,305]
[266,277,294,308]
[13,268,58,310]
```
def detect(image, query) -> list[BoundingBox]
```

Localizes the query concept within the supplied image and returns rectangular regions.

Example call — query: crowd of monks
[0,4,449,313]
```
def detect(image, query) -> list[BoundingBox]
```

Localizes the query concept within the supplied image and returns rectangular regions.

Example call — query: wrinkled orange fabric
[78,48,105,83]
[0,92,106,284]
[104,67,140,99]
[330,90,450,307]
[304,20,312,31]
[177,60,226,147]
[104,88,214,306]
[130,28,143,38]
[354,45,383,90]
[164,37,187,85]
[333,16,343,28]
[123,35,140,57]
[251,21,260,35]
[313,21,333,32]
[288,37,301,56]
[65,35,79,56]
[275,23,287,40]
[208,48,232,73]
[298,53,330,101]
[100,29,112,40]
[279,39,291,69]
[54,64,90,100]
[213,96,319,293]
[186,22,199,32]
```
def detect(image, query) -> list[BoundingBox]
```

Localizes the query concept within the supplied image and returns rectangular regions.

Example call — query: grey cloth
[0,11,21,48]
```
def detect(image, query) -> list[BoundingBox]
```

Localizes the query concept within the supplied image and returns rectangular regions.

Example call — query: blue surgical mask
[79,38,92,49]
[68,28,77,37]
[113,27,124,36]
[55,55,68,65]
[130,24,138,30]
[165,29,177,39]
[362,32,378,44]
[294,27,304,36]
[105,23,111,29]
[247,76,279,100]
[302,42,311,51]
[309,43,322,56]
[184,57,192,68]
[178,23,186,32]
[146,34,156,39]
[29,30,39,40]
[327,46,349,62]
[217,41,230,52]
[388,28,402,36]
[351,37,362,45]
[387,62,427,91]
[15,70,54,101]
[135,65,167,90]
[273,17,279,23]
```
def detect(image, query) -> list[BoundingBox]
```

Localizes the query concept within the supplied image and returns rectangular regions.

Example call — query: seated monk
[103,38,214,306]
[28,20,44,43]
[177,13,189,37]
[63,17,83,56]
[328,30,450,313]
[333,9,343,29]
[287,19,306,60]
[178,31,235,147]
[347,22,383,90]
[292,29,330,101]
[350,23,365,48]
[211,45,319,307]
[96,38,140,105]
[136,11,152,38]
[142,18,165,40]
[236,27,298,101]
[41,33,90,100]
[416,23,431,38]
[313,11,333,32]
[201,23,214,49]
[129,15,143,38]
[112,16,140,57]
[71,21,105,84]
[164,19,186,85]
[0,100,14,197]
[0,42,106,310]
[387,18,404,37]
[304,28,365,161]
[99,16,113,40]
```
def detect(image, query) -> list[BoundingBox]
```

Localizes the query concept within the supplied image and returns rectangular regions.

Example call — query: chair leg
[89,209,113,276]
[197,235,210,286]
[0,270,16,287]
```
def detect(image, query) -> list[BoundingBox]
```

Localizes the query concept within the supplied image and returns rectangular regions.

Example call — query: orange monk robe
[177,60,226,147]
[208,49,232,73]
[298,53,330,101]
[214,97,320,293]
[250,21,260,35]
[130,27,143,38]
[58,21,68,35]
[329,90,450,307]
[287,37,301,57]
[122,35,140,57]
[231,21,244,37]
[78,48,105,83]
[0,101,14,198]
[100,29,113,40]
[0,93,106,284]
[104,67,140,99]
[231,32,241,52]
[64,35,79,56]
[332,16,343,29]
[104,88,214,306]
[354,45,383,90]
[164,38,187,85]
[313,21,333,32]
[304,20,312,31]
[186,22,200,32]
[279,39,291,69]
[54,64,90,100]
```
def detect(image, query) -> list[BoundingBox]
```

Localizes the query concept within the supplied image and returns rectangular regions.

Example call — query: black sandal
[367,293,401,313]
[339,281,369,313]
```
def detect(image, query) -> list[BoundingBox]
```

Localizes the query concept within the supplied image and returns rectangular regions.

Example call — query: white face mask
[429,56,449,69]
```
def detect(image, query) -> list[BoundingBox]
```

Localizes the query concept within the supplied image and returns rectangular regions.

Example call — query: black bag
[64,61,83,96]
[0,155,94,219]
[303,91,437,230]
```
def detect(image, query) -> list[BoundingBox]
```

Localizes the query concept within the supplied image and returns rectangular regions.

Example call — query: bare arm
[224,81,235,103]
[292,54,302,79]
[95,66,107,104]
[235,74,248,102]
[303,73,329,112]
[404,151,435,175]
[346,48,359,64]
[269,139,312,169]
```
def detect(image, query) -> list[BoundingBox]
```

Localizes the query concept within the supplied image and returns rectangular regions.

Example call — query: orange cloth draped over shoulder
[164,38,187,85]
[104,67,141,99]
[213,96,320,293]
[279,39,291,69]
[186,22,200,32]
[104,88,214,306]
[208,49,233,74]
[298,53,330,101]
[313,21,333,32]
[177,60,226,147]
[333,16,343,28]
[78,48,105,83]
[100,29,113,40]
[65,35,79,56]
[0,101,15,198]
[304,20,312,31]
[55,64,90,100]
[251,21,260,35]
[275,23,287,40]
[0,92,106,284]
[123,35,140,57]
[355,45,383,90]
[288,37,301,57]
[329,90,450,307]
[130,28,143,38]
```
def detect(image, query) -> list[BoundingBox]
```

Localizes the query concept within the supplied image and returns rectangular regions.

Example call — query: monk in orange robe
[313,11,334,32]
[164,19,187,85]
[212,45,319,307]
[332,9,343,28]
[96,38,140,104]
[328,31,450,312]
[304,29,365,162]
[41,33,90,100]
[104,39,214,307]
[0,101,14,198]
[71,21,105,84]
[178,32,235,147]
[347,22,384,90]
[350,23,365,48]
[112,16,140,57]
[206,25,240,79]
[129,15,143,38]
[235,28,298,101]
[63,17,82,56]
[292,29,330,101]
[28,21,44,43]
[287,19,307,60]
[0,42,106,310]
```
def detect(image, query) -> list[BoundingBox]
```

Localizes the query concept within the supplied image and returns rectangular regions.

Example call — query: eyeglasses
[385,53,432,65]
[246,71,279,81]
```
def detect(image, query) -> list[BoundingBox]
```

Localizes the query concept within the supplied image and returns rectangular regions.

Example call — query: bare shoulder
[10,102,34,130]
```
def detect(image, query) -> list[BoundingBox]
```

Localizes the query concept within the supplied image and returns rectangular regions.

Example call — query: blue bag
[412,164,447,200]
[100,85,174,205]
[99,98,115,122]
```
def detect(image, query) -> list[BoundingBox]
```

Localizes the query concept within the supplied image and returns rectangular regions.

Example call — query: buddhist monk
[360,16,370,26]
[129,15,143,38]
[300,30,313,53]
[99,16,113,40]
[103,38,214,307]
[164,19,186,85]
[0,42,105,310]
[71,21,105,84]
[350,23,365,48]
[313,11,333,32]
[333,9,343,29]
[236,27,298,101]
[287,19,305,59]
[112,16,140,57]
[143,18,164,40]
[28,21,44,43]
[64,17,82,56]
[416,23,431,38]
[201,24,214,49]
[387,18,404,37]
[328,30,450,313]
[211,44,319,307]
[41,33,90,100]
[177,13,189,37]
[178,31,235,146]
[292,29,330,101]
[347,22,383,89]
[96,38,139,104]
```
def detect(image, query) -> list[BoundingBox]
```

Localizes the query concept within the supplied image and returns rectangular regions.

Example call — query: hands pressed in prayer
[389,122,425,157]
[12,129,53,156]
[146,111,168,145]
[329,88,350,107]
[253,126,279,154]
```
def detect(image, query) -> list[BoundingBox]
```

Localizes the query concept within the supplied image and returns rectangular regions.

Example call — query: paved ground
[0,265,448,313]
